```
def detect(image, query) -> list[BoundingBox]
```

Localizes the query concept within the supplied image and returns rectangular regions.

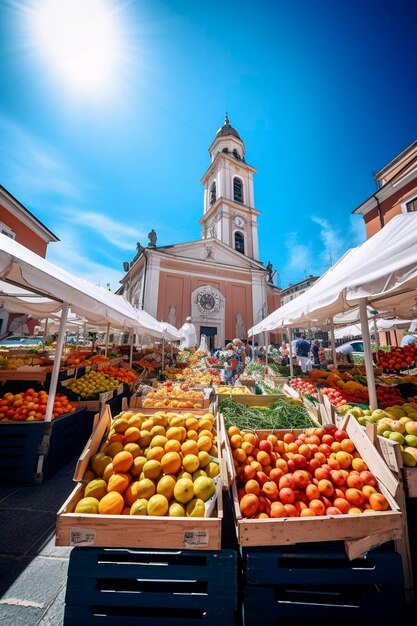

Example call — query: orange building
[353,140,417,344]
[119,117,281,350]
[0,185,58,335]
[353,139,417,237]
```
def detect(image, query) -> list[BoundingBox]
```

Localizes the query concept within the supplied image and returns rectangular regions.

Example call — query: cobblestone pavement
[0,461,76,626]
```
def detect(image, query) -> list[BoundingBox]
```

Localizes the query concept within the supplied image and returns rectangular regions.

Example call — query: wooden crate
[126,396,211,415]
[0,407,91,485]
[231,415,403,555]
[56,405,225,550]
[64,547,237,626]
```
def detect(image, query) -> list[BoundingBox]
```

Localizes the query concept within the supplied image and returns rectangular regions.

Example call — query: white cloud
[64,208,145,250]
[0,113,81,202]
[311,215,345,267]
[46,227,124,291]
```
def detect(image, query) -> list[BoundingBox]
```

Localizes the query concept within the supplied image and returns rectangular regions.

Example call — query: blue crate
[64,548,238,626]
[242,542,405,626]
[243,583,404,625]
[243,541,404,586]
[0,408,91,484]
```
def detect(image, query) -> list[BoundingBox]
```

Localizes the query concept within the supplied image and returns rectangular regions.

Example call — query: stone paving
[0,461,76,626]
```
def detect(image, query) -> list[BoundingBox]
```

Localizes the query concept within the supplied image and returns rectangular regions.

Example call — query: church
[118,116,281,350]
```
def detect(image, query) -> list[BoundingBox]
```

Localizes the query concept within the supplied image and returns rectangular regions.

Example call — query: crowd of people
[209,335,328,384]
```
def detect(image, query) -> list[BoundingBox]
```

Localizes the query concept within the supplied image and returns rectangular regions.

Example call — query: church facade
[118,117,280,350]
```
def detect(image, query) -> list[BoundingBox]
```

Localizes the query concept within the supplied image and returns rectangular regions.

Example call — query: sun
[30,0,123,93]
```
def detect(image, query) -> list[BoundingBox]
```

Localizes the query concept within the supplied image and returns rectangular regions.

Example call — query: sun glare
[32,0,122,93]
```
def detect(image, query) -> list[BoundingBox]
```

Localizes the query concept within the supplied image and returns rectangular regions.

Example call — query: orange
[147,446,165,462]
[104,442,124,459]
[112,451,134,473]
[124,481,143,506]
[124,427,141,443]
[239,493,260,517]
[165,439,181,453]
[161,451,182,474]
[123,443,142,459]
[102,462,115,482]
[197,435,212,452]
[108,432,125,445]
[84,479,107,501]
[369,492,389,511]
[181,440,199,456]
[130,456,147,477]
[112,418,129,433]
[107,473,131,494]
[340,438,355,453]
[98,491,124,515]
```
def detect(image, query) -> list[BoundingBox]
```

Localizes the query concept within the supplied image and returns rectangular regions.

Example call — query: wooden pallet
[63,547,237,626]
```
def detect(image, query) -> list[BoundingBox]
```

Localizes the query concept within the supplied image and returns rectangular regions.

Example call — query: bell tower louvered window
[233,177,243,203]
[234,231,245,254]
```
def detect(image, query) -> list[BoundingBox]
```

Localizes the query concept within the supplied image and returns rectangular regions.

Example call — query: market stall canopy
[135,309,181,341]
[249,213,417,335]
[0,233,161,335]
[334,318,414,340]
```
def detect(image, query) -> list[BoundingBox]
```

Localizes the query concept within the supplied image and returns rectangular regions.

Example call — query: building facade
[280,275,319,306]
[0,185,59,336]
[353,139,417,237]
[118,117,281,350]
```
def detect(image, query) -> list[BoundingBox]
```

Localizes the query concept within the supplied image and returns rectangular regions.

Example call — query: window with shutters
[234,231,245,254]
[0,221,15,239]
[233,177,243,203]
[209,181,216,205]
[405,196,417,213]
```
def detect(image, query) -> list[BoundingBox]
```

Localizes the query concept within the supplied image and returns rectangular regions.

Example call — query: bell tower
[199,115,260,260]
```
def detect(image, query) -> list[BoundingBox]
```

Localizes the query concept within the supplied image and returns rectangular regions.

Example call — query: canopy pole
[129,330,134,369]
[330,319,337,368]
[44,317,49,340]
[35,301,69,483]
[288,327,294,377]
[265,331,269,377]
[104,322,110,357]
[162,333,165,372]
[359,298,378,411]
[373,317,380,349]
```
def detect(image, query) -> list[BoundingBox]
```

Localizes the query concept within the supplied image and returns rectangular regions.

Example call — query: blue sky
[0,0,416,292]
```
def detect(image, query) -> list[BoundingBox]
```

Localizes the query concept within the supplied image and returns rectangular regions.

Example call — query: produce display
[0,388,75,421]
[338,403,417,467]
[290,369,410,409]
[376,343,417,372]
[220,397,316,431]
[75,410,220,517]
[215,385,253,395]
[141,383,205,409]
[229,423,391,518]
[100,365,138,385]
[66,370,121,399]
[163,366,222,386]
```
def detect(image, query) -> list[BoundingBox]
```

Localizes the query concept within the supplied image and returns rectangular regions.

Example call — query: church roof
[216,114,241,141]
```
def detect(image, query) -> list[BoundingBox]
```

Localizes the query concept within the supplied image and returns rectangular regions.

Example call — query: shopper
[312,339,320,367]
[294,333,311,373]
[279,341,290,366]
[232,338,245,376]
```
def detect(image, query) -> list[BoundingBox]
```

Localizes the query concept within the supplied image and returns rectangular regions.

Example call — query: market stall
[0,233,176,484]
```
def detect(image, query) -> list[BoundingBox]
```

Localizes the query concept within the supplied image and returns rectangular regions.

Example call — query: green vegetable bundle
[219,397,316,431]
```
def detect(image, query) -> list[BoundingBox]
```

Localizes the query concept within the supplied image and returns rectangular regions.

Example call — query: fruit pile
[75,410,220,517]
[0,389,75,421]
[343,403,417,467]
[100,366,137,385]
[142,384,205,409]
[229,424,391,518]
[376,343,417,372]
[66,370,120,399]
[290,371,405,409]
[215,385,253,395]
